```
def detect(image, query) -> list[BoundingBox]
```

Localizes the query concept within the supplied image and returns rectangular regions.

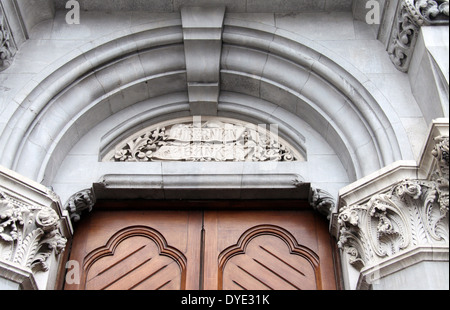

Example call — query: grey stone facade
[0,0,448,290]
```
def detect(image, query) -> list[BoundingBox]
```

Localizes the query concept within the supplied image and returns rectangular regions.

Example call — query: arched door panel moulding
[218,224,321,290]
[0,15,412,186]
[81,225,188,290]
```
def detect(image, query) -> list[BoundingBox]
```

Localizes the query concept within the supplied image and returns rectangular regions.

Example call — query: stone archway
[0,6,411,188]
[3,4,444,291]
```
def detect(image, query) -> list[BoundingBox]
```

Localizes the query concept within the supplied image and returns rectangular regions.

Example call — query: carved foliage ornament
[431,135,449,214]
[388,0,449,72]
[337,179,449,270]
[414,0,449,23]
[0,5,15,71]
[0,192,67,272]
[337,136,449,270]
[104,119,302,163]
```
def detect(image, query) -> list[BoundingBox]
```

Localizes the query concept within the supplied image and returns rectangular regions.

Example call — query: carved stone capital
[388,0,449,72]
[0,191,67,273]
[332,120,449,289]
[337,178,448,273]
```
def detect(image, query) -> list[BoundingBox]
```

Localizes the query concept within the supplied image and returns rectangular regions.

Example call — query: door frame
[60,173,343,290]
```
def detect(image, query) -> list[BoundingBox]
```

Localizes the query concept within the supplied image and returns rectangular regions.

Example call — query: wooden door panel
[204,210,336,290]
[65,210,202,290]
[66,204,337,291]
[221,234,318,290]
[85,234,184,290]
[85,235,160,290]
[208,210,319,254]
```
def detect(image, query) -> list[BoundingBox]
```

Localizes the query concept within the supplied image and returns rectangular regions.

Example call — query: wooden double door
[65,201,337,290]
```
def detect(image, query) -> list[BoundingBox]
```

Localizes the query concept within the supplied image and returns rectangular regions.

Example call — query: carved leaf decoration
[408,201,428,245]
[1,192,67,273]
[441,1,449,15]
[389,1,449,72]
[40,231,67,255]
[415,0,450,20]
[416,0,440,18]
[345,246,365,270]
[127,135,149,160]
[338,225,371,270]
[1,10,16,70]
[32,252,52,272]
[13,228,44,268]
[421,185,449,242]
[30,232,66,272]
[0,232,13,242]
[368,196,410,257]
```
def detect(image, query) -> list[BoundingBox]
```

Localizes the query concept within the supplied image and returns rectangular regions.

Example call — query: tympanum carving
[104,119,302,163]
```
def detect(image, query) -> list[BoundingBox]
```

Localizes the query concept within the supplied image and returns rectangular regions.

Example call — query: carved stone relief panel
[103,117,304,163]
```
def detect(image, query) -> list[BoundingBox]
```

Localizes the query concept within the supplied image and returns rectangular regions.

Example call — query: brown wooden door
[65,202,337,291]
[65,210,203,290]
[203,210,336,290]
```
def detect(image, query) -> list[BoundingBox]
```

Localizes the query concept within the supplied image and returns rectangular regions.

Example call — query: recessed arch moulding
[0,10,411,206]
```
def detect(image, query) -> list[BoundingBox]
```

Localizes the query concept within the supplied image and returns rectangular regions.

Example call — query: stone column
[332,119,449,290]
[0,166,72,290]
